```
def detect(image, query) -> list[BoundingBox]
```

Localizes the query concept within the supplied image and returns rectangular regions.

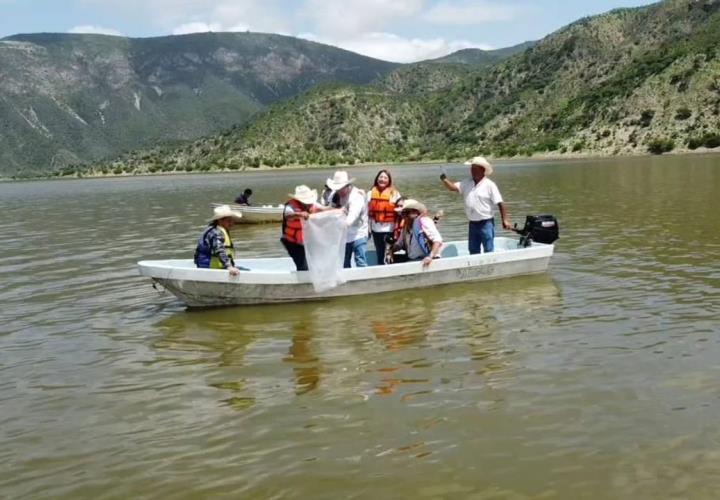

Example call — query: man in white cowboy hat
[440,156,511,254]
[325,170,369,268]
[194,205,243,275]
[393,199,443,267]
[281,185,325,271]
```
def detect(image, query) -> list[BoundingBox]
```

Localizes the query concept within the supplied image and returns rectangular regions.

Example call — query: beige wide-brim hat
[289,185,318,205]
[325,170,355,191]
[399,199,427,214]
[211,204,243,222]
[464,156,494,176]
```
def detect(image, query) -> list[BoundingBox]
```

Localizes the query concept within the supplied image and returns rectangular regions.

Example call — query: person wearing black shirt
[234,188,253,205]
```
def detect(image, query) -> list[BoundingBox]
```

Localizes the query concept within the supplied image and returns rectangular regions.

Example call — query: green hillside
[429,41,535,66]
[92,0,720,176]
[0,32,398,177]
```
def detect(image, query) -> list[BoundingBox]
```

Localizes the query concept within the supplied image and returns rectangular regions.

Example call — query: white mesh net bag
[303,211,348,292]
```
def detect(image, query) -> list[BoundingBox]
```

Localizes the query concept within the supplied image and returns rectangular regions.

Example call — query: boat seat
[440,244,459,258]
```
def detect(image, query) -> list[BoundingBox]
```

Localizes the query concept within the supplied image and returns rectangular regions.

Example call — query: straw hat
[325,170,355,190]
[211,204,243,222]
[289,185,318,205]
[464,156,494,176]
[399,199,427,214]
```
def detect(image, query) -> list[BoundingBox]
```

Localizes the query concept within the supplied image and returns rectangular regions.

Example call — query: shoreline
[3,147,719,182]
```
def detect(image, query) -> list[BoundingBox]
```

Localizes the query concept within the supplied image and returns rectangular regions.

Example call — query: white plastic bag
[303,211,348,292]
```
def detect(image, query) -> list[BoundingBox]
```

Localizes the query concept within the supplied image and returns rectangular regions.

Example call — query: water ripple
[1,158,719,498]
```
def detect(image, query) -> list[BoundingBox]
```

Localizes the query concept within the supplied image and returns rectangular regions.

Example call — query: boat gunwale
[138,238,554,286]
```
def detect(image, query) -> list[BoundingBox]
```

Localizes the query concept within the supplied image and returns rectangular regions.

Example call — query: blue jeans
[344,238,368,268]
[468,219,494,254]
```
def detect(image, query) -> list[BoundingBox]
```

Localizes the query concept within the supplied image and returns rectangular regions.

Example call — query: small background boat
[211,203,284,224]
[139,237,555,308]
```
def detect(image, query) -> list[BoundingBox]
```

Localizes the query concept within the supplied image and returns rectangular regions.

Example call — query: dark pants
[468,219,495,254]
[371,231,392,265]
[281,238,308,271]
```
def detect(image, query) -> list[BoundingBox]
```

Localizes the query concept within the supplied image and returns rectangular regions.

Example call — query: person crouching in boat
[393,199,443,267]
[234,188,253,206]
[194,205,243,276]
[281,185,324,271]
[367,169,402,266]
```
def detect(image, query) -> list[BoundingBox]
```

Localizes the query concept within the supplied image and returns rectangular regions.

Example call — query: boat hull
[139,238,554,307]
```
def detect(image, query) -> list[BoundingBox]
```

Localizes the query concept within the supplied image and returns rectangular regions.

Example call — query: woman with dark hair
[367,169,402,265]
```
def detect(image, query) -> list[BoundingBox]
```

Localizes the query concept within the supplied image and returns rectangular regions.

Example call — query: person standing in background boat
[392,199,442,267]
[326,171,368,268]
[194,205,243,276]
[234,188,253,205]
[440,156,511,254]
[281,185,324,271]
[367,169,402,265]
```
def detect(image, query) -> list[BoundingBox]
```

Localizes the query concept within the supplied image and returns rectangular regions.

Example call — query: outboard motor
[513,215,559,247]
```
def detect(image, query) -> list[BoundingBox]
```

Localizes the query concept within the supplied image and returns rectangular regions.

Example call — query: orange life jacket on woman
[368,187,397,224]
[282,199,316,245]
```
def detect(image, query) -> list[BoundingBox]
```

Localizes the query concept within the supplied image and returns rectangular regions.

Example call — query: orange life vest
[368,187,397,224]
[282,199,316,245]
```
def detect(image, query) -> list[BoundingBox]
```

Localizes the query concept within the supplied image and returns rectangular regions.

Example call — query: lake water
[1,155,719,499]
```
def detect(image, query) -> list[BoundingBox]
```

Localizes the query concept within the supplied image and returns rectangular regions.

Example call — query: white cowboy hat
[211,204,243,222]
[464,156,494,176]
[289,185,318,205]
[325,170,355,191]
[399,199,427,214]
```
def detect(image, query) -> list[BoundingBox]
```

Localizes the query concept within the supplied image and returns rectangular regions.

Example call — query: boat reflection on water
[151,274,562,409]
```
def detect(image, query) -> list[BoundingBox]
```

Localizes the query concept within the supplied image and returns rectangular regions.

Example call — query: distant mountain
[0,32,399,176]
[429,41,535,66]
[100,0,720,174]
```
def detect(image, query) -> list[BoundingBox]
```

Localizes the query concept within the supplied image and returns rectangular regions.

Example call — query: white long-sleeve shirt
[344,187,369,242]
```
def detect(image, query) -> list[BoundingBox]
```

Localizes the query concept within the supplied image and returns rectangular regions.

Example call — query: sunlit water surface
[1,155,719,499]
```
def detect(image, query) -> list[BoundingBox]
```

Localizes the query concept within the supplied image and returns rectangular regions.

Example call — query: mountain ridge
[90,0,720,175]
[0,31,400,176]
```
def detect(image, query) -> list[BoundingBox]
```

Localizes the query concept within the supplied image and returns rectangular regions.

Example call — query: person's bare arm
[440,173,459,192]
[498,202,511,230]
[286,211,309,221]
[422,241,443,267]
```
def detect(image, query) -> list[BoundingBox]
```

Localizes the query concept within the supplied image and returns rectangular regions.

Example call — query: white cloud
[422,1,521,25]
[303,0,425,37]
[68,1,509,62]
[68,25,124,36]
[172,21,250,35]
[82,0,286,34]
[172,22,222,35]
[299,31,492,63]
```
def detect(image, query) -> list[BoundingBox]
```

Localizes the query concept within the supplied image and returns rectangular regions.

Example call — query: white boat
[211,203,284,224]
[138,237,555,308]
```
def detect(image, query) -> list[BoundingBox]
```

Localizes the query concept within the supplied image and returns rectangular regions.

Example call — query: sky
[0,0,658,63]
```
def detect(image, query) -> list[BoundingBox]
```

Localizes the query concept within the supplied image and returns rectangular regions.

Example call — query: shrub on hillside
[646,138,675,154]
[687,133,720,149]
[640,109,655,127]
[675,107,692,120]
